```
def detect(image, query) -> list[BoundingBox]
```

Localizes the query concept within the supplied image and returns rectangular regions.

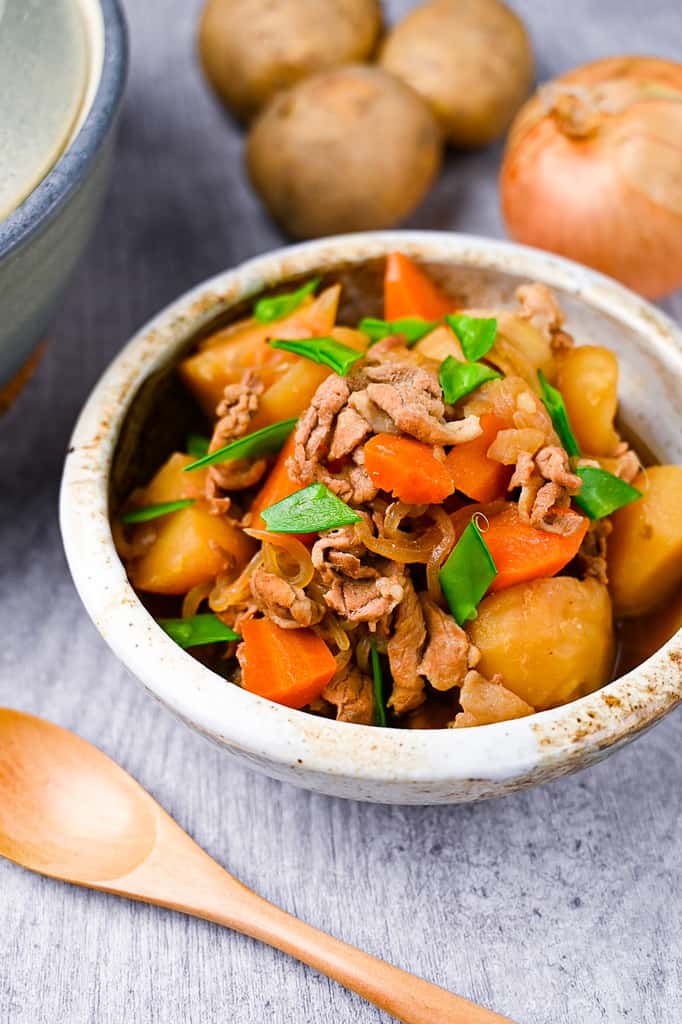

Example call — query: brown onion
[209,551,263,612]
[425,507,455,605]
[244,528,314,588]
[181,581,213,619]
[500,56,682,299]
[356,516,438,564]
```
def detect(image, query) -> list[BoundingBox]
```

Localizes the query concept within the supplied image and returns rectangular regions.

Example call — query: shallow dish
[0,0,127,407]
[60,232,682,804]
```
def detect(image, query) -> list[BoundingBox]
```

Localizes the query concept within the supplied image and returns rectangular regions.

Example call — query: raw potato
[379,0,533,147]
[468,576,614,710]
[608,465,682,618]
[557,345,620,456]
[246,65,443,239]
[198,0,382,122]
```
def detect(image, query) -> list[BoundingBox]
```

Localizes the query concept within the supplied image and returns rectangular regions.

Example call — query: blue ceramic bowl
[0,0,127,406]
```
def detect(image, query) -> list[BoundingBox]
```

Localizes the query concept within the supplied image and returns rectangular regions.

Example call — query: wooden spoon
[0,708,515,1024]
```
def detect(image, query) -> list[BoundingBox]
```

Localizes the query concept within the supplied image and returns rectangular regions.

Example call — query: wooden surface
[1,1,681,1021]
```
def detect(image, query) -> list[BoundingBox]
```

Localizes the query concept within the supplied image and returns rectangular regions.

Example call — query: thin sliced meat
[348,390,397,435]
[312,527,377,586]
[509,450,536,490]
[289,375,351,484]
[512,444,583,535]
[328,406,371,460]
[418,596,479,692]
[535,446,582,493]
[614,448,640,483]
[365,335,421,365]
[325,574,404,624]
[210,370,263,443]
[387,578,426,714]
[250,565,324,629]
[207,370,266,502]
[578,518,613,584]
[365,363,481,447]
[516,283,563,340]
[323,664,375,724]
[208,457,268,496]
[452,671,535,728]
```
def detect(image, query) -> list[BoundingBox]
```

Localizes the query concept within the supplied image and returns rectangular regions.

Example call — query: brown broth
[614,587,682,679]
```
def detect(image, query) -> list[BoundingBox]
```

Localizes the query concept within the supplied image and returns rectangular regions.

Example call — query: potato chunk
[468,577,614,709]
[137,452,207,503]
[130,506,255,595]
[125,452,255,595]
[250,325,367,430]
[557,345,620,456]
[179,285,340,418]
[608,465,682,618]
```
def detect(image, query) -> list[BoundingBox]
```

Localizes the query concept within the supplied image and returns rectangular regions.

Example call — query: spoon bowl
[0,709,156,882]
[0,707,514,1024]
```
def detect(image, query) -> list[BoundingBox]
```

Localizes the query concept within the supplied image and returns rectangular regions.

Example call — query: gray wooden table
[2,2,681,1022]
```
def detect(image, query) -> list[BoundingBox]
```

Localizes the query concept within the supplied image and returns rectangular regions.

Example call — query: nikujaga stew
[114,254,682,728]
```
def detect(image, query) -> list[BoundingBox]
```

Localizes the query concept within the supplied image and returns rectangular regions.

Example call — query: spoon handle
[210,883,516,1024]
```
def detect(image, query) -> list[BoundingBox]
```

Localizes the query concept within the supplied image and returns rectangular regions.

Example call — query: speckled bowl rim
[60,232,682,791]
[0,0,127,261]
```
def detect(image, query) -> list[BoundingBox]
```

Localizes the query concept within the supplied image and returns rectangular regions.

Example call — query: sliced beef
[578,518,613,584]
[535,446,582,492]
[511,444,583,536]
[516,282,573,351]
[250,565,324,629]
[348,389,397,435]
[452,670,535,728]
[530,480,564,525]
[311,527,377,586]
[614,447,640,483]
[211,370,263,443]
[387,577,426,714]
[509,449,536,490]
[289,375,351,485]
[418,595,479,692]
[325,574,404,624]
[364,363,482,447]
[208,458,268,497]
[206,370,266,503]
[365,335,421,365]
[323,664,375,725]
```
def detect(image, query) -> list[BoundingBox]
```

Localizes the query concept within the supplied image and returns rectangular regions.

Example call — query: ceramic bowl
[0,0,127,408]
[60,232,682,804]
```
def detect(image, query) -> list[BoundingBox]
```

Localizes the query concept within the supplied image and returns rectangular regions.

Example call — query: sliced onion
[383,501,429,536]
[356,517,436,564]
[182,581,213,618]
[355,632,372,674]
[209,551,263,612]
[244,528,314,588]
[425,507,456,605]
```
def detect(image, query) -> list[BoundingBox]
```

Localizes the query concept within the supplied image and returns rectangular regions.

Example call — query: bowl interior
[61,234,682,802]
[110,254,680,512]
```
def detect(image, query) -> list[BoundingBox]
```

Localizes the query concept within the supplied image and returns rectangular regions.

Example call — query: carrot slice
[249,432,315,543]
[364,433,455,505]
[445,413,513,503]
[384,252,454,320]
[239,619,337,709]
[480,504,589,592]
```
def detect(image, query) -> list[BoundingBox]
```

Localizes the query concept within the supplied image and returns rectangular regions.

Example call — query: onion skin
[500,56,682,299]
